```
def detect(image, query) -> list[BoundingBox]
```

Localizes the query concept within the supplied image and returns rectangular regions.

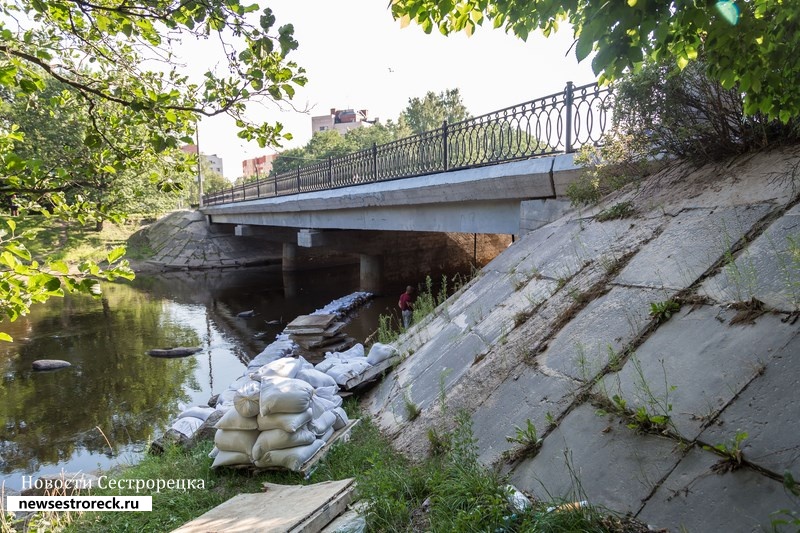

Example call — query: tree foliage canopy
[0,0,306,337]
[269,88,469,176]
[400,88,470,133]
[390,0,800,122]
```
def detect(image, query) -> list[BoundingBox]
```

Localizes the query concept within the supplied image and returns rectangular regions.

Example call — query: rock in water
[146,346,202,358]
[32,360,71,371]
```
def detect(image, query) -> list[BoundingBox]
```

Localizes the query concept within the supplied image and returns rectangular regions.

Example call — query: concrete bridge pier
[360,254,383,294]
[282,243,298,272]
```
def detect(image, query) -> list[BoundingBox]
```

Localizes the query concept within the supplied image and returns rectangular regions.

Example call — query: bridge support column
[360,254,383,294]
[282,242,298,272]
[282,271,298,299]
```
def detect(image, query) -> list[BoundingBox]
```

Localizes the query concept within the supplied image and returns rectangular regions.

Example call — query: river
[0,264,400,491]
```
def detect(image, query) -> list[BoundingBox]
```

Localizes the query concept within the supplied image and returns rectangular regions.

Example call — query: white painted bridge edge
[201,153,583,238]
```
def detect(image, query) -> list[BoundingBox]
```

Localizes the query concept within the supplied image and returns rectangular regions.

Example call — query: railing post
[274,176,278,196]
[372,143,378,181]
[442,120,449,171]
[328,157,333,187]
[296,166,301,193]
[565,81,574,153]
[256,177,260,197]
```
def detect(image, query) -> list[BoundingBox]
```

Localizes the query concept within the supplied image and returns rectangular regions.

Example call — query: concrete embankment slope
[364,146,800,532]
[128,209,282,270]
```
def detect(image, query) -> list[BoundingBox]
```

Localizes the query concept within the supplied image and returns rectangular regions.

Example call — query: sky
[193,0,597,179]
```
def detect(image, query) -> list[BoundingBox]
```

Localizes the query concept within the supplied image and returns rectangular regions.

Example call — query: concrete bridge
[200,82,611,291]
[200,153,585,291]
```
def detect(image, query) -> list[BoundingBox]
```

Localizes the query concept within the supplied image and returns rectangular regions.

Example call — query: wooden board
[341,356,401,391]
[172,478,355,533]
[298,419,360,476]
[285,315,336,331]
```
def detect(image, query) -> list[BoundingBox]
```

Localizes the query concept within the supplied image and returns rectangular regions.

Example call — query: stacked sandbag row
[211,356,350,471]
[315,343,398,387]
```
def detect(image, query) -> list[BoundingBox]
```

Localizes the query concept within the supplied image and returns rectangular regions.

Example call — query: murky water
[0,264,400,491]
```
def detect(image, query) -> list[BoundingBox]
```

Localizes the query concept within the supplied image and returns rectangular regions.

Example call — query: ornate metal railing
[203,81,612,206]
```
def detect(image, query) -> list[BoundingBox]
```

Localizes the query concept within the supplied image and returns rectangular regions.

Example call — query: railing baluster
[565,81,574,153]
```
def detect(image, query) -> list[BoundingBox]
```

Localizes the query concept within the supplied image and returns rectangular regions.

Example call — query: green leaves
[390,0,800,123]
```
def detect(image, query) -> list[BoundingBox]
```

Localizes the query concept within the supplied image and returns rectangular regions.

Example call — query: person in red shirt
[398,285,415,329]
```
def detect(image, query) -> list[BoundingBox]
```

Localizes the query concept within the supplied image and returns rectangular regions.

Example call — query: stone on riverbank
[146,346,202,358]
[31,359,71,371]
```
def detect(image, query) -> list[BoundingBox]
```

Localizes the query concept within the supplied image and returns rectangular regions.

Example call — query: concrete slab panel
[597,306,798,441]
[394,323,466,386]
[471,367,578,466]
[404,331,489,413]
[515,218,656,280]
[700,209,800,311]
[509,403,683,515]
[471,278,557,347]
[615,205,772,289]
[485,225,560,274]
[637,446,796,533]
[699,332,800,476]
[539,286,674,381]
[445,270,518,328]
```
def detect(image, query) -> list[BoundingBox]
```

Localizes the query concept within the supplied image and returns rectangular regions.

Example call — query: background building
[181,144,224,176]
[242,154,278,178]
[311,108,371,135]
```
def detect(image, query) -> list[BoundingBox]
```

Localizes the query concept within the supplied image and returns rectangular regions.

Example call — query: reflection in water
[0,264,398,491]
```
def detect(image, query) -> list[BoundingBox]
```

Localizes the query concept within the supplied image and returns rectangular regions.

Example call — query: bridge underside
[200,155,581,292]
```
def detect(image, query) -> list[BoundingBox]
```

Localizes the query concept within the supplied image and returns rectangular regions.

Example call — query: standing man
[398,285,415,329]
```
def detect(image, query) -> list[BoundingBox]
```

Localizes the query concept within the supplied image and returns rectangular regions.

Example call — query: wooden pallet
[340,356,400,391]
[256,419,361,477]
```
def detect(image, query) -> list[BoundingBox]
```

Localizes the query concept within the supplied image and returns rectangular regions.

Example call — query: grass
[12,215,152,267]
[38,407,646,533]
[595,201,637,222]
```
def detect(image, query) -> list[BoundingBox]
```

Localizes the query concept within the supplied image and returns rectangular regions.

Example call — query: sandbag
[332,407,350,430]
[212,450,252,468]
[315,356,340,374]
[259,376,314,415]
[233,380,261,418]
[250,357,303,381]
[208,446,219,458]
[215,388,237,410]
[257,409,313,433]
[251,428,317,461]
[170,416,203,439]
[215,408,258,431]
[319,426,335,444]
[326,360,372,386]
[311,395,342,418]
[309,410,337,437]
[333,343,365,360]
[214,429,260,455]
[366,343,398,365]
[315,385,339,401]
[178,406,216,421]
[253,440,324,471]
[297,367,337,389]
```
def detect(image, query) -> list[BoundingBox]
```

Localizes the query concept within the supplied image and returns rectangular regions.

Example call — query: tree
[390,0,800,123]
[0,0,307,338]
[400,88,470,133]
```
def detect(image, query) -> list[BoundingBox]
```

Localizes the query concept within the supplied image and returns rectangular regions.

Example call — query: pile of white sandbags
[315,343,398,387]
[210,356,350,471]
